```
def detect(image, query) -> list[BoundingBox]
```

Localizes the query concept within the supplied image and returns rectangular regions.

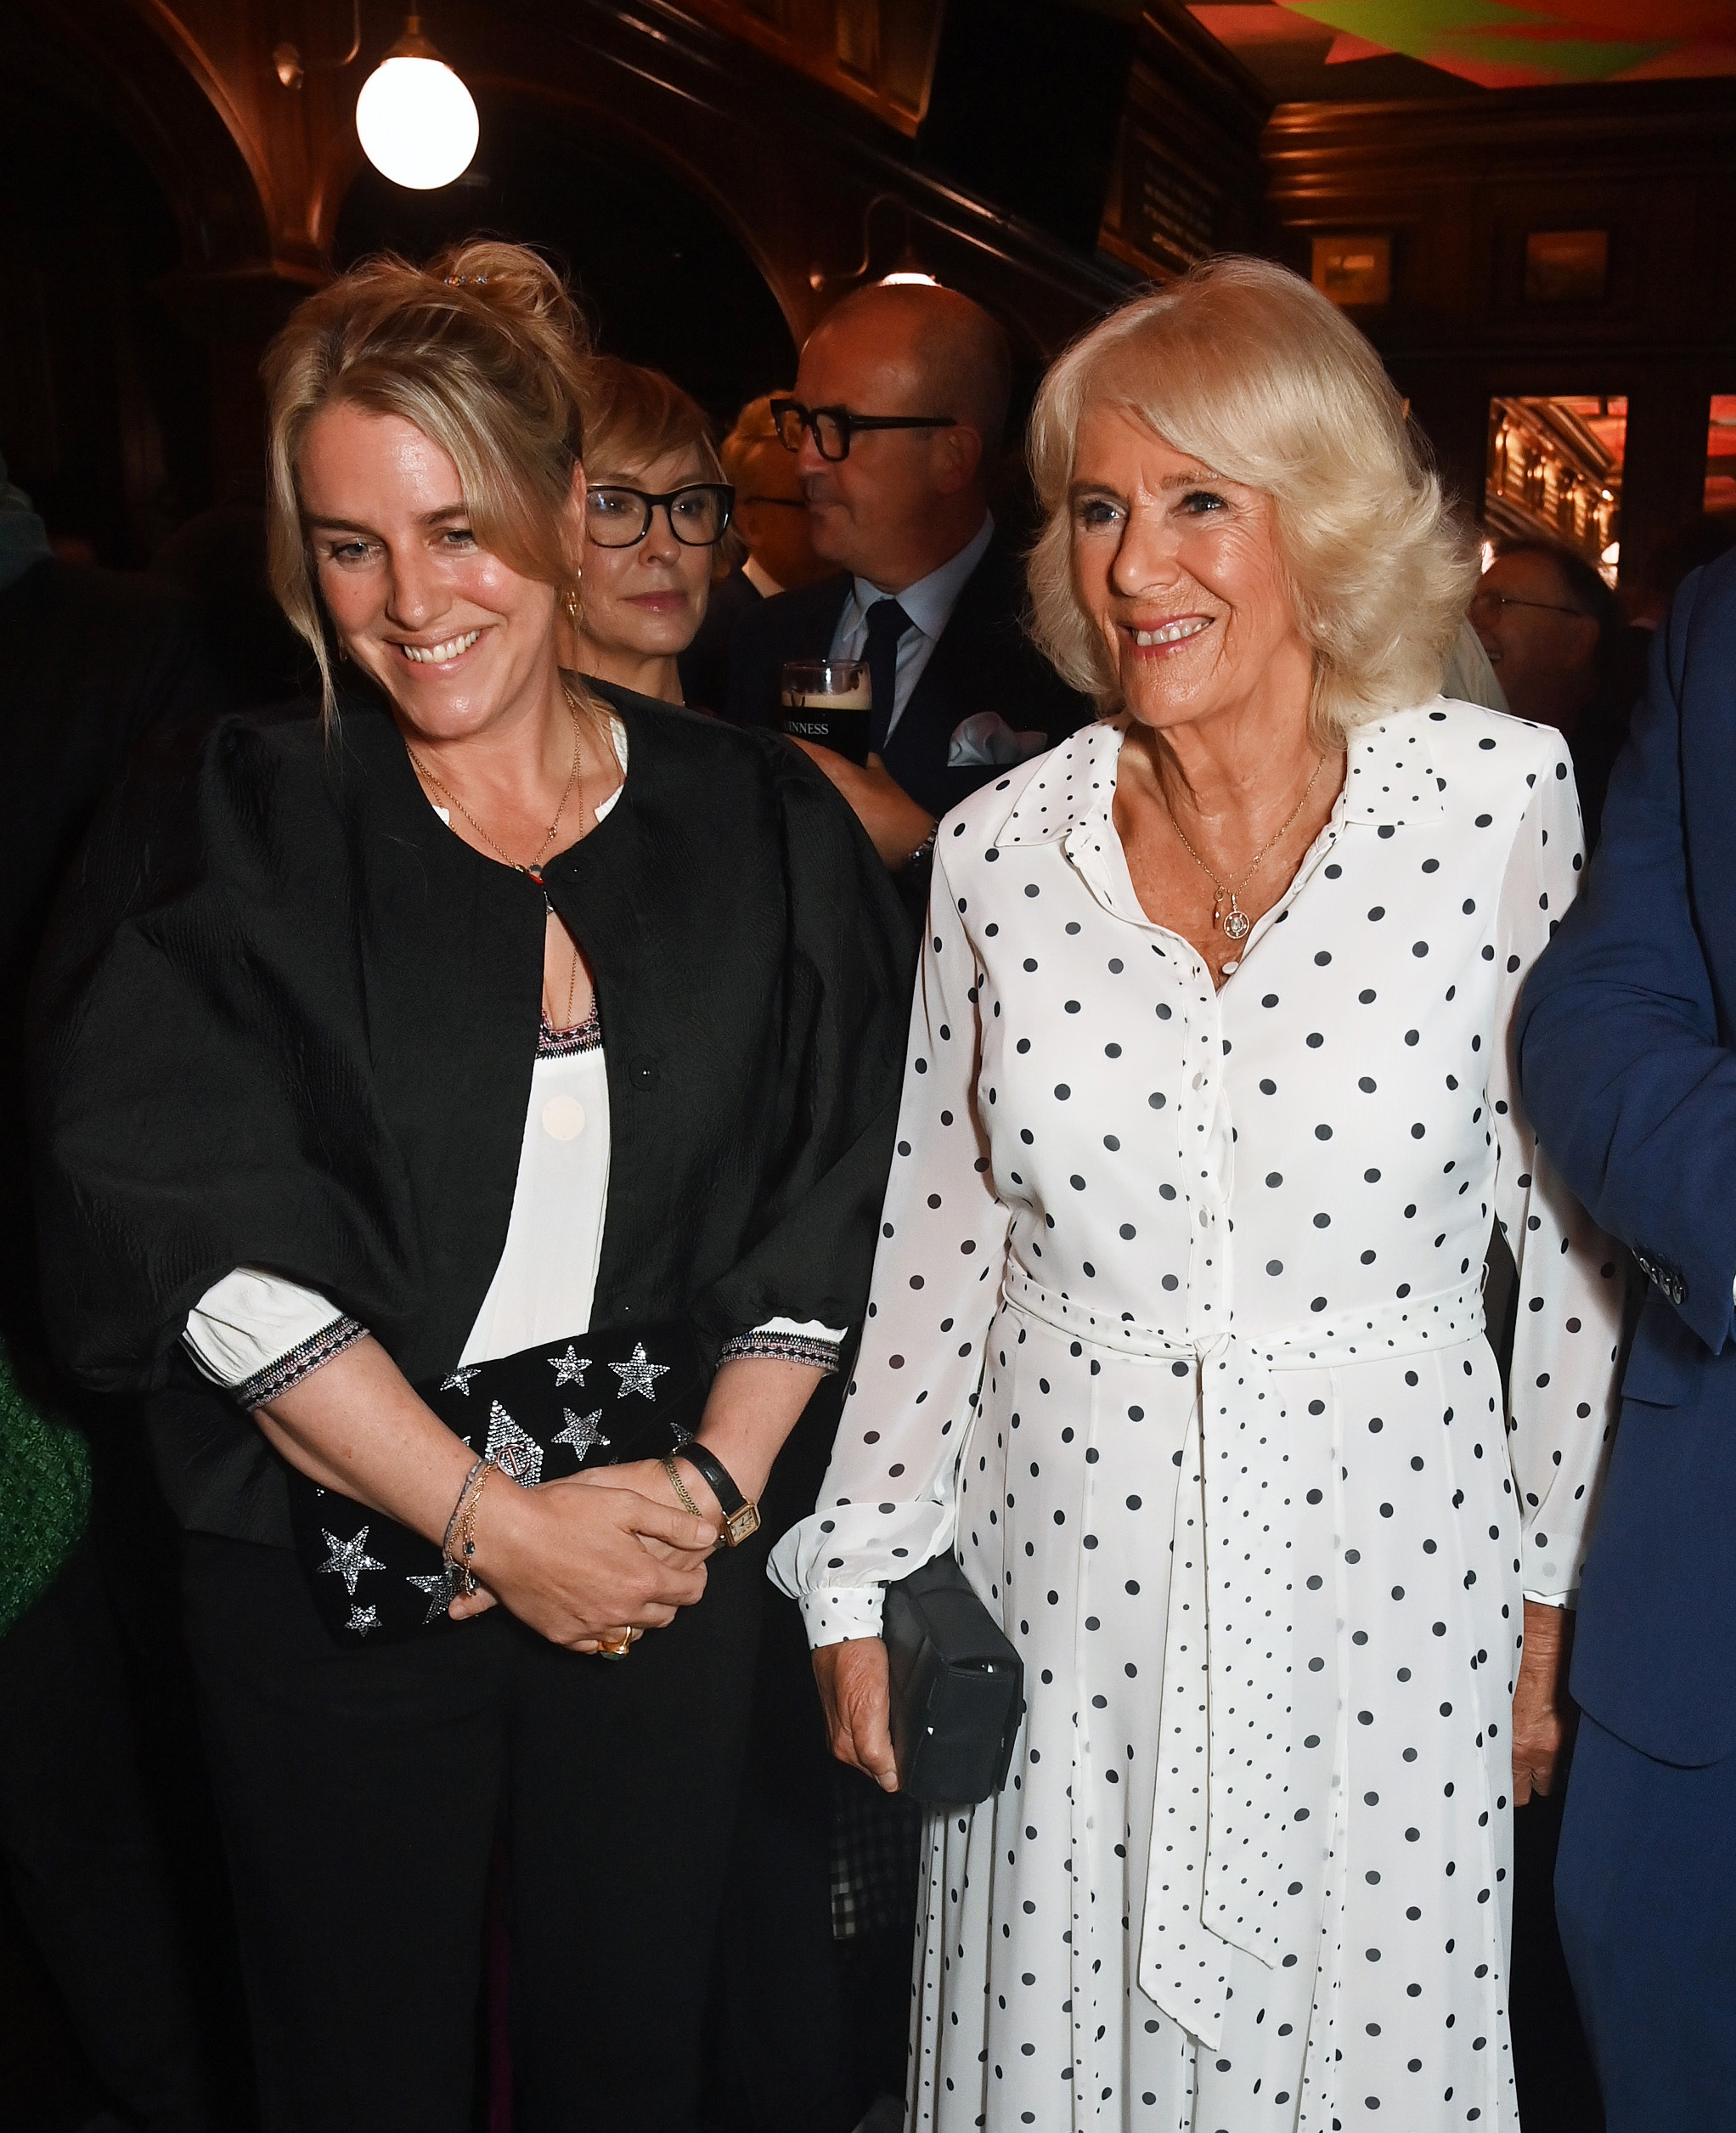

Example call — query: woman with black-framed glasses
[561,358,736,708]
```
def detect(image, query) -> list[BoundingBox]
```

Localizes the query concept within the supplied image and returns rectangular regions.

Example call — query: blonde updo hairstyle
[263,238,594,722]
[1028,255,1480,749]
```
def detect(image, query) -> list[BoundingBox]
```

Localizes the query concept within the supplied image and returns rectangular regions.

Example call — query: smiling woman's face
[298,399,568,744]
[1069,403,1309,738]
[577,443,715,663]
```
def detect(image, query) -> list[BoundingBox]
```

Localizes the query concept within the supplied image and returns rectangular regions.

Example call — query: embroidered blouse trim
[234,1316,366,1411]
[538,1002,602,1058]
[719,1329,842,1374]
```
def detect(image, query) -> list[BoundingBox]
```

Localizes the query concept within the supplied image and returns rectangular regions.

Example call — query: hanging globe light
[355,15,478,190]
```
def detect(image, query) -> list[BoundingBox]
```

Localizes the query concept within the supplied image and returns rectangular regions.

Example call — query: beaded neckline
[538,1002,601,1058]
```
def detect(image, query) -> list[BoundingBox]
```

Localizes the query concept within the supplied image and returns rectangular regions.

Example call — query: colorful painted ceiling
[1189,0,1736,99]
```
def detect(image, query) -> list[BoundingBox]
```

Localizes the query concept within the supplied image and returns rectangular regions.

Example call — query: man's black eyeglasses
[1467,590,1587,624]
[769,398,957,463]
[584,483,735,549]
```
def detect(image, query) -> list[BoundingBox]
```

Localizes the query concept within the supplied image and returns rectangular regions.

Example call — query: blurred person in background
[725,280,1090,874]
[679,394,828,714]
[1627,507,1736,629]
[1470,538,1640,848]
[558,357,731,709]
[1,450,233,2131]
[1519,544,1736,2133]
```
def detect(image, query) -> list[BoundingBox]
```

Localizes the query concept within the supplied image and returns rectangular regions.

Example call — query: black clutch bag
[284,1318,707,1646]
[882,1552,1023,1806]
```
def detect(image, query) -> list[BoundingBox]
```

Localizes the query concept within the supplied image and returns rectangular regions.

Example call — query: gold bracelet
[661,1453,702,1520]
[454,1461,496,1597]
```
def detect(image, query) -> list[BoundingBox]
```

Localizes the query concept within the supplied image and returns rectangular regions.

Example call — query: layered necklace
[1160,750,1327,943]
[405,684,588,1025]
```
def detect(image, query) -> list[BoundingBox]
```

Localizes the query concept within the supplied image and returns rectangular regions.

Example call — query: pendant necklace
[1162,751,1326,943]
[405,684,586,1023]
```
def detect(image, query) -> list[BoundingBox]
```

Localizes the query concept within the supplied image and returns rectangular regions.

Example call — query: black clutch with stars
[284,1319,708,1646]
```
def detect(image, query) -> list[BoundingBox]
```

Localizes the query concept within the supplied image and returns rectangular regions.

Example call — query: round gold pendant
[1223,907,1252,942]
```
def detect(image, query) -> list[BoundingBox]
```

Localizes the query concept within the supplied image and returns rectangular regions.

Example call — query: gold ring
[596,1628,633,1660]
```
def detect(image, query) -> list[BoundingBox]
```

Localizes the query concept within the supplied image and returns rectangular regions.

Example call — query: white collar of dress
[987,703,1450,852]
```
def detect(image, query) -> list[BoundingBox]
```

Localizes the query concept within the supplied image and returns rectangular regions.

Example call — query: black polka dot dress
[769,704,1625,2133]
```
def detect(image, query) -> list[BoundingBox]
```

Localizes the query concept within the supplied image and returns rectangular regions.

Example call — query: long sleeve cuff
[798,1584,888,1645]
[719,1315,848,1374]
[183,1267,364,1409]
[1522,1589,1576,1609]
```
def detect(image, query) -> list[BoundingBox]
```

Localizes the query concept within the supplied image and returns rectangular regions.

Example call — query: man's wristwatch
[675,1440,761,1548]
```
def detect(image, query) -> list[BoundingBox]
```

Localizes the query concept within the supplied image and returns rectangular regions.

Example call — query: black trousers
[183,1530,766,2133]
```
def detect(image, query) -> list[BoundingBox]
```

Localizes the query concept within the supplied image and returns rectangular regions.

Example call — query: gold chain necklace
[1161,752,1326,943]
[405,686,587,1025]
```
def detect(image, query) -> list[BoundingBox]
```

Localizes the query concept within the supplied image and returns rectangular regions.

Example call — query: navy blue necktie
[864,597,914,756]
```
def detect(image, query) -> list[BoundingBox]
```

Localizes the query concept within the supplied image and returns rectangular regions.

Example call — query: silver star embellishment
[347,1603,380,1637]
[548,1345,590,1388]
[407,1562,461,1625]
[317,1526,386,1596]
[552,1408,609,1460]
[610,1342,669,1401]
[483,1400,544,1487]
[441,1365,481,1396]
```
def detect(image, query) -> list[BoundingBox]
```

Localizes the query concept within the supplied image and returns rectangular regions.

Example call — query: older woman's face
[577,443,715,662]
[1070,407,1309,736]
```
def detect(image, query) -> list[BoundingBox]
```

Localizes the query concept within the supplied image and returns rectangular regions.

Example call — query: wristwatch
[675,1440,761,1548]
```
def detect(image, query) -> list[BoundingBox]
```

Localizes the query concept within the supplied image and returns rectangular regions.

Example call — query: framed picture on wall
[1311,234,1391,308]
[1525,229,1609,304]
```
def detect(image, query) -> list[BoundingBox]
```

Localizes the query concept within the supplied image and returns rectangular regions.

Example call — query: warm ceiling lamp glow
[881,270,939,285]
[356,16,478,190]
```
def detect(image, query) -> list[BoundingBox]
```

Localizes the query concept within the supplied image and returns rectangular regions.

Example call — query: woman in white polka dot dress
[771,258,1624,2132]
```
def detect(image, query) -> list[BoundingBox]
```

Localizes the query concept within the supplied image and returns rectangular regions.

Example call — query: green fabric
[0,1336,91,1638]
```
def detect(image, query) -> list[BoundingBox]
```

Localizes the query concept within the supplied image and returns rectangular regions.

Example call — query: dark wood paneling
[1260,81,1736,589]
[1099,3,1271,277]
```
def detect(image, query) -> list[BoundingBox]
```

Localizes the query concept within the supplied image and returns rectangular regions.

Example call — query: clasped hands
[448,1456,720,1655]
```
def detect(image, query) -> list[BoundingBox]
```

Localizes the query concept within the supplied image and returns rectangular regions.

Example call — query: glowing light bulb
[356,22,477,190]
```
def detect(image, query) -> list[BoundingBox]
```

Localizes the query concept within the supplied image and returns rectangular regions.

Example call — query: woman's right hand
[460,1467,716,1650]
[814,1638,899,1791]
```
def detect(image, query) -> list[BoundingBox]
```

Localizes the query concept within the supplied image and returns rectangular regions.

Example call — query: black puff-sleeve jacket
[29,680,915,1541]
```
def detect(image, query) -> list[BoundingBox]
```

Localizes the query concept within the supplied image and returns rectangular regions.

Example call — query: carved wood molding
[677,0,946,136]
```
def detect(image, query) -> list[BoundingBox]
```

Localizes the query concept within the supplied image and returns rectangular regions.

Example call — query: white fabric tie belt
[1000,1263,1486,2049]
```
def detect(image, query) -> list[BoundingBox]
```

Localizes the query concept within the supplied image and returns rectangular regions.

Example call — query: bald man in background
[724,281,1090,876]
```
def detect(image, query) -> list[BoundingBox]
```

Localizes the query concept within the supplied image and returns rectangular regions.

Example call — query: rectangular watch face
[725,1505,762,1547]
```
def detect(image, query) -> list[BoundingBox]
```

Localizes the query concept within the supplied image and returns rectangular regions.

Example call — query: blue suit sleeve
[1517,568,1736,1354]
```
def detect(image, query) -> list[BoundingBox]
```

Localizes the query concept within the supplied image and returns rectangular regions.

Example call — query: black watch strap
[676,1439,760,1546]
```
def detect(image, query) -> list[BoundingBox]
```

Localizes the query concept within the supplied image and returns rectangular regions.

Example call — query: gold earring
[564,585,583,624]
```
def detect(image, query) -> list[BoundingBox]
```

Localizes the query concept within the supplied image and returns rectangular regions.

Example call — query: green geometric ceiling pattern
[1274,0,1736,84]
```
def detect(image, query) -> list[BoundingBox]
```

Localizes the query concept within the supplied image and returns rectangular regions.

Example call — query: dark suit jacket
[1517,547,1736,1764]
[677,562,761,717]
[724,532,1092,819]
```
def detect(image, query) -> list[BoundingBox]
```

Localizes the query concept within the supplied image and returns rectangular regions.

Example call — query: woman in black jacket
[29,240,910,2133]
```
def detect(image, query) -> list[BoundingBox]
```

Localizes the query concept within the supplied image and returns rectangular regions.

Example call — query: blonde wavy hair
[262,238,595,723]
[1027,256,1479,748]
